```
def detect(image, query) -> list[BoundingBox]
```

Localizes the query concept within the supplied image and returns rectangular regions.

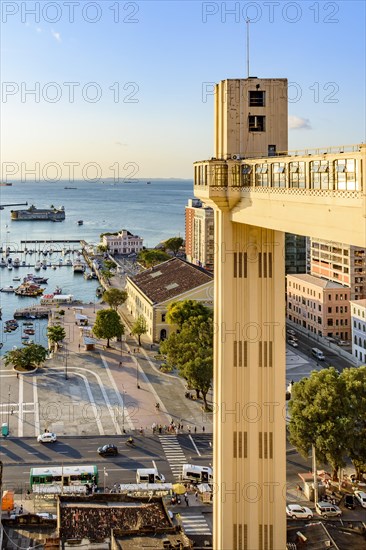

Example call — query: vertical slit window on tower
[269,525,273,550]
[233,524,237,550]
[269,341,273,367]
[259,432,262,458]
[268,252,272,278]
[244,341,248,367]
[258,252,262,278]
[244,431,248,458]
[238,431,242,458]
[234,252,237,278]
[263,252,267,278]
[264,525,268,550]
[239,341,243,367]
[269,432,273,459]
[239,252,243,277]
[234,341,237,367]
[264,432,268,459]
[238,524,243,550]
[264,341,268,367]
[244,252,248,277]
[233,431,237,458]
[258,341,262,367]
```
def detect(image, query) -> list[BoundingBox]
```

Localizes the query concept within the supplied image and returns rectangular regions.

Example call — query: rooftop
[350,299,366,308]
[287,273,349,289]
[128,258,213,304]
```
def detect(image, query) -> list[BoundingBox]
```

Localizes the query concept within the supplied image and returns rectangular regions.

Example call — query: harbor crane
[0,202,28,210]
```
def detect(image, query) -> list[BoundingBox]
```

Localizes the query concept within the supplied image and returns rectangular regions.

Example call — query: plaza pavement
[0,303,213,438]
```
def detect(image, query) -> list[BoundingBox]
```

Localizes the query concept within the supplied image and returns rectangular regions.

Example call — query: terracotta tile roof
[128,258,213,304]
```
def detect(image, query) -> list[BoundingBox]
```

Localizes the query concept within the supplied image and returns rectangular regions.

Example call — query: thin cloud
[115,142,128,147]
[289,116,311,130]
[51,30,61,43]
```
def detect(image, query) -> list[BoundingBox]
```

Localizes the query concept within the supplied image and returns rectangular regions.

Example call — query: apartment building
[310,239,366,300]
[350,299,366,364]
[287,273,351,340]
[185,199,214,270]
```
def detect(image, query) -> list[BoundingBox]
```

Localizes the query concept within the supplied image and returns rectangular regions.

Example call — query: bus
[30,465,98,492]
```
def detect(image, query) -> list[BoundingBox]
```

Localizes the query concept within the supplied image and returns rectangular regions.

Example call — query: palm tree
[4,344,48,372]
[47,325,66,351]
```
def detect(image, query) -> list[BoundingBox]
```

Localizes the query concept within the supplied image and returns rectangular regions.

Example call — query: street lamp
[7,385,11,427]
[136,362,140,389]
[64,346,68,380]
[103,467,108,492]
[121,386,126,433]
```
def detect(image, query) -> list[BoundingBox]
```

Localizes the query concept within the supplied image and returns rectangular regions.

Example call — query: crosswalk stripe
[159,434,187,478]
[180,514,212,535]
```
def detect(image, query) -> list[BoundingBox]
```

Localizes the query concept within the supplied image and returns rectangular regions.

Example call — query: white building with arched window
[350,299,366,365]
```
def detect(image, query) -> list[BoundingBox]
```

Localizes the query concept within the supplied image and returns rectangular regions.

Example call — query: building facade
[102,230,143,255]
[310,239,366,301]
[285,233,307,274]
[126,258,213,342]
[185,199,214,270]
[287,273,351,340]
[350,299,366,364]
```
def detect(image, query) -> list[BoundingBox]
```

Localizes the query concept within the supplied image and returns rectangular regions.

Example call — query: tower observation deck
[193,77,366,550]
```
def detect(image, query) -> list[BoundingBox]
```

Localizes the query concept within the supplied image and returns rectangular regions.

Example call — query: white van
[136,468,165,484]
[181,464,213,484]
[311,348,325,360]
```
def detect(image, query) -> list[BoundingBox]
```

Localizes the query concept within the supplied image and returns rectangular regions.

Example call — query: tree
[166,300,211,329]
[4,344,48,372]
[162,237,184,256]
[131,315,147,346]
[93,309,125,348]
[289,368,349,480]
[104,260,116,270]
[341,366,366,479]
[47,325,66,351]
[97,244,108,253]
[160,302,213,410]
[138,249,170,268]
[102,288,128,310]
[100,269,114,282]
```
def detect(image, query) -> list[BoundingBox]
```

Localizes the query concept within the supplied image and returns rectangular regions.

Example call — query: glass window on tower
[248,115,265,132]
[249,90,266,107]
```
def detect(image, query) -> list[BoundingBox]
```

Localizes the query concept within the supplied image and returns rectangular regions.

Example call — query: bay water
[0,179,193,353]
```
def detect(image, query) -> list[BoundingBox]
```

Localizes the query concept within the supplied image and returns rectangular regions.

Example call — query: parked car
[315,501,342,518]
[287,329,296,336]
[288,336,298,342]
[344,494,356,510]
[98,444,118,457]
[37,432,57,443]
[288,340,298,348]
[286,504,313,519]
[354,490,366,508]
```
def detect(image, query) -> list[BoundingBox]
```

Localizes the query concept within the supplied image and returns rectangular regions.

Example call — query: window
[161,313,166,322]
[249,90,265,107]
[248,115,265,132]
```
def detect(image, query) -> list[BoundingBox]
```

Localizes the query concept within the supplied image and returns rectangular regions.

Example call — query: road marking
[189,434,201,456]
[33,380,40,435]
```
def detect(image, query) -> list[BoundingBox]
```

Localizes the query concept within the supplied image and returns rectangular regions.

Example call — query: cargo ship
[11,205,65,221]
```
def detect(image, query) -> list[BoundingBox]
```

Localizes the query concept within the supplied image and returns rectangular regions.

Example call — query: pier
[13,306,52,319]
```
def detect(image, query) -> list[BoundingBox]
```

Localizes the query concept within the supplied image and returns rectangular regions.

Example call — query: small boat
[66,259,73,266]
[34,262,41,271]
[23,321,34,326]
[1,286,15,292]
[146,181,151,184]
[54,286,62,295]
[22,335,29,339]
[23,329,35,335]
[21,260,26,267]
[77,220,83,225]
[7,264,13,270]
[12,277,21,281]
[13,258,20,268]
[0,258,7,267]
[64,186,77,189]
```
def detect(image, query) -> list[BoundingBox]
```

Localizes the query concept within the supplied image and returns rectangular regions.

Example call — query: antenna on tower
[246,18,250,78]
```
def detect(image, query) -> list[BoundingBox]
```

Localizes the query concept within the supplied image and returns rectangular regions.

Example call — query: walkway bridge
[194,144,365,247]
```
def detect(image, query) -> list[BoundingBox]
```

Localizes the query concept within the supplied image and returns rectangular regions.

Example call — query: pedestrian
[202,426,205,433]
[16,372,19,379]
[10,408,14,415]
[194,426,197,433]
[19,505,23,514]
[195,490,198,501]
[119,361,122,367]
[78,343,80,350]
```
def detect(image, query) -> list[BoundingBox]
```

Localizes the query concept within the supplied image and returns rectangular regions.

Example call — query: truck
[181,464,213,483]
[136,468,165,484]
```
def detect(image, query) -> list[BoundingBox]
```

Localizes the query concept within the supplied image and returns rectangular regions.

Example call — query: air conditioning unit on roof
[232,154,242,160]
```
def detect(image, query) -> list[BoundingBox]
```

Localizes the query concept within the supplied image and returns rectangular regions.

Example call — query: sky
[1,0,365,180]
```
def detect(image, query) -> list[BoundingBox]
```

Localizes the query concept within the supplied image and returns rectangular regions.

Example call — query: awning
[75,313,88,320]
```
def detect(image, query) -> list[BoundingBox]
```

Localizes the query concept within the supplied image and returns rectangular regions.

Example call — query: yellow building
[194,76,365,550]
[126,258,213,342]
